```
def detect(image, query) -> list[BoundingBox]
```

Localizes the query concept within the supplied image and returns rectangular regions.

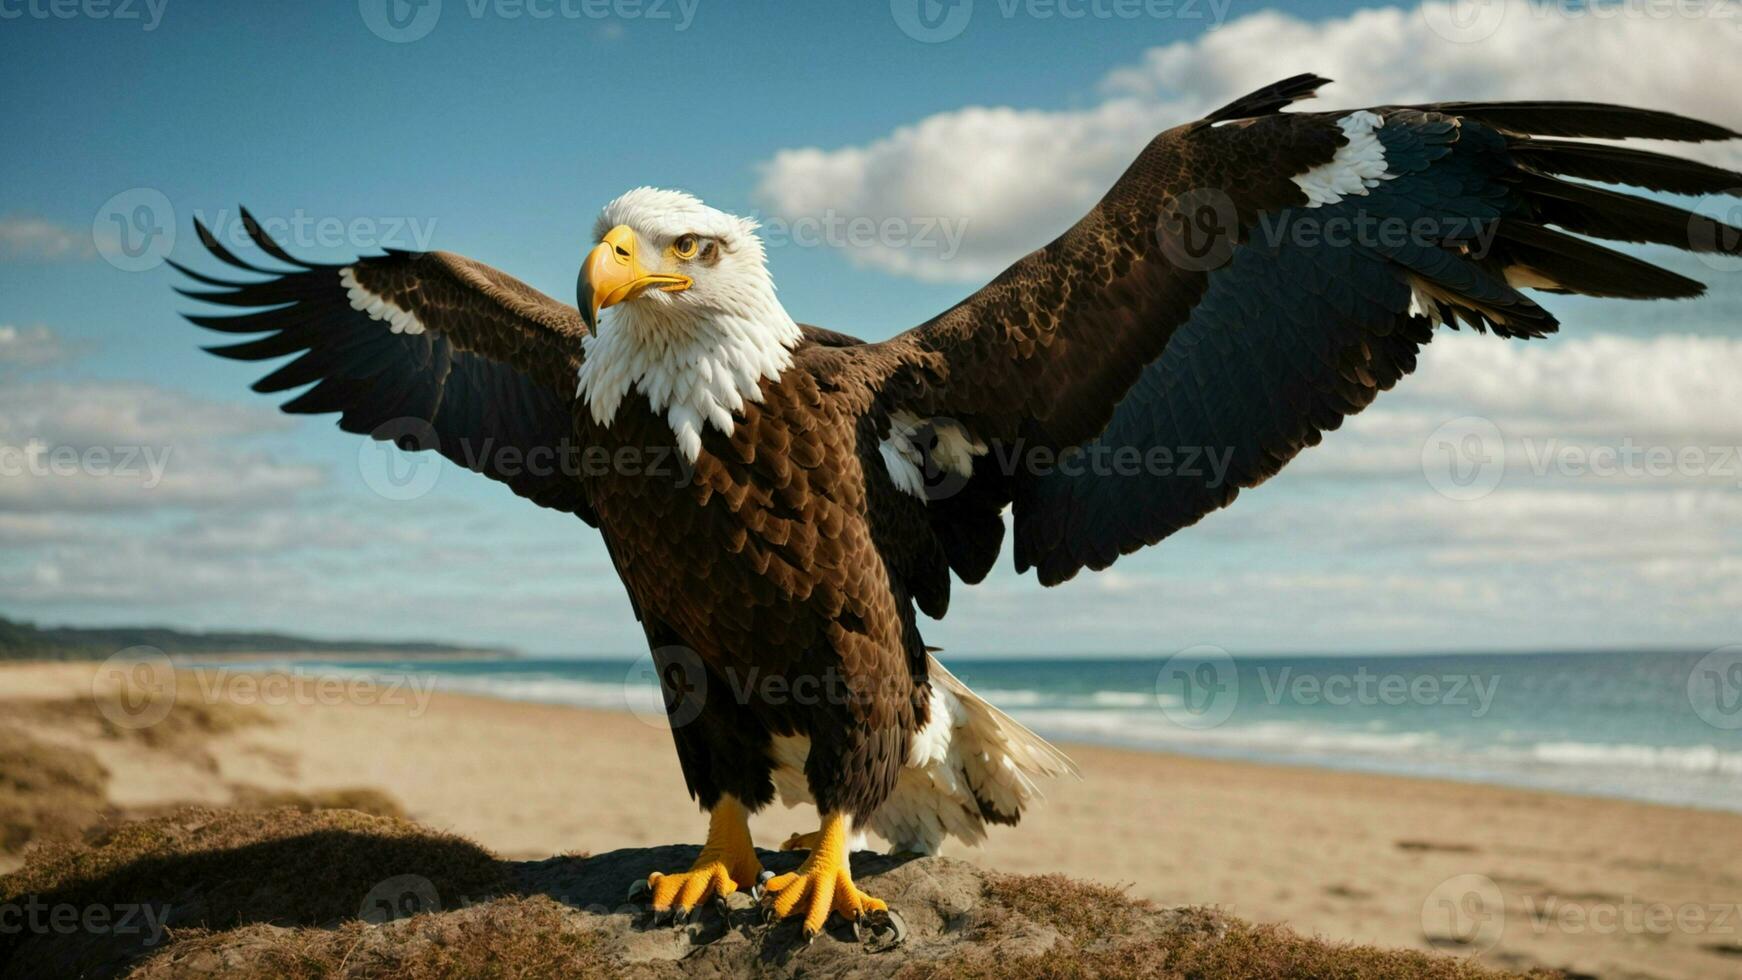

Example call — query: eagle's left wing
[860,74,1742,586]
[175,211,596,522]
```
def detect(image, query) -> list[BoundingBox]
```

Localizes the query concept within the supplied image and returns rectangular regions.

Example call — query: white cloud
[0,216,92,261]
[1404,332,1742,438]
[0,514,97,547]
[756,1,1742,282]
[1409,487,1742,567]
[0,444,323,513]
[0,380,322,512]
[925,478,1742,654]
[758,98,1179,282]
[0,379,294,447]
[1232,484,1742,566]
[0,325,71,368]
[162,510,431,557]
[1294,332,1742,487]
[0,502,626,655]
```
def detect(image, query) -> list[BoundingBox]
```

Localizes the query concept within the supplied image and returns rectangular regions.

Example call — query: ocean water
[220,649,1742,813]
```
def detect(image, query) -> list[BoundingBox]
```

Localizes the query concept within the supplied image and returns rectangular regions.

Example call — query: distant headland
[0,615,516,662]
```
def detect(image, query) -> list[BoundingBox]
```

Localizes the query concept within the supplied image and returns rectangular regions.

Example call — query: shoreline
[183,652,1742,817]
[5,660,1741,979]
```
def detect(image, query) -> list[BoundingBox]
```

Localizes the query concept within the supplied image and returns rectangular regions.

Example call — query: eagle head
[580,187,775,334]
[575,188,801,461]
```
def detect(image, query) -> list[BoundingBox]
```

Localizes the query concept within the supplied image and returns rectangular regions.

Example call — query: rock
[503,844,1208,976]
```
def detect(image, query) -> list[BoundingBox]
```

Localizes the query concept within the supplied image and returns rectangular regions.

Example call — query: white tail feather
[767,655,1078,855]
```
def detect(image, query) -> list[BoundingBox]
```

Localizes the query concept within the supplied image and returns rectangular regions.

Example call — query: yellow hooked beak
[579,224,692,330]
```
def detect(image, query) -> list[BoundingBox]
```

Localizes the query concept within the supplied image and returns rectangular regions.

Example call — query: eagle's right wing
[859,74,1741,587]
[175,211,596,522]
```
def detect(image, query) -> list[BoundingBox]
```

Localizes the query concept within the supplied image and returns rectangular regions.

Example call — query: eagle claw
[862,908,908,952]
[627,878,651,903]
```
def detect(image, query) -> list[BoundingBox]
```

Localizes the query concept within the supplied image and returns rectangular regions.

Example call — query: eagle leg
[643,795,762,920]
[759,811,886,937]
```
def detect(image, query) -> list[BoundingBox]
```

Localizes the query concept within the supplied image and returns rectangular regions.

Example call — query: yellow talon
[645,796,762,914]
[761,812,887,936]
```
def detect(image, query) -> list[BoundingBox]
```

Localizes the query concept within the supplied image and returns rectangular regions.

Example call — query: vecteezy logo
[359,0,443,43]
[1688,192,1742,274]
[94,646,177,731]
[1689,645,1742,730]
[359,418,443,501]
[359,875,442,924]
[1156,188,1238,273]
[1156,644,1238,729]
[1421,416,1505,501]
[891,0,972,43]
[94,189,175,273]
[624,645,708,729]
[1420,0,1508,45]
[1421,874,1505,953]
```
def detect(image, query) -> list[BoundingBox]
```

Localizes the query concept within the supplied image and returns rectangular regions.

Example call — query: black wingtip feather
[1520,174,1742,256]
[1498,221,1708,301]
[1424,101,1738,142]
[166,257,241,289]
[202,337,305,361]
[193,215,278,274]
[1507,138,1742,198]
[1204,73,1332,124]
[173,286,241,302]
[181,311,278,334]
[239,206,317,269]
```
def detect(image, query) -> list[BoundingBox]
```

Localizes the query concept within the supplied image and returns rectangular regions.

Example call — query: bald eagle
[175,75,1740,937]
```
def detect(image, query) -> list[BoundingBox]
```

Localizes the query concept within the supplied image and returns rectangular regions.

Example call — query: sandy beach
[4,660,1739,980]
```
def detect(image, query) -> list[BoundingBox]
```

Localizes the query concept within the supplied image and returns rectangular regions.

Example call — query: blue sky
[3,0,1740,656]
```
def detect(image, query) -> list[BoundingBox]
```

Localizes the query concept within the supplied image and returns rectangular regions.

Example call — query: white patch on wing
[880,411,987,499]
[1408,282,1443,325]
[880,440,925,497]
[767,657,1077,856]
[340,267,426,335]
[1291,111,1391,207]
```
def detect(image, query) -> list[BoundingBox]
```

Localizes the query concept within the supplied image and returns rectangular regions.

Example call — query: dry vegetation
[0,725,111,856]
[131,896,616,979]
[1,808,510,979]
[22,671,273,752]
[0,681,402,872]
[0,805,1560,980]
[892,873,1555,980]
[225,786,407,820]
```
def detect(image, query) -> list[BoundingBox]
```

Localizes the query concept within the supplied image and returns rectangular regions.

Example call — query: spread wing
[175,210,596,522]
[861,74,1742,586]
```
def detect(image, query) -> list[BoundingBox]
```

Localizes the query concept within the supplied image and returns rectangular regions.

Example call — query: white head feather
[576,188,801,461]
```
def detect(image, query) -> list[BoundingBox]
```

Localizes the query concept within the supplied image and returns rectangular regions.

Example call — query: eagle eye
[673,234,699,260]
